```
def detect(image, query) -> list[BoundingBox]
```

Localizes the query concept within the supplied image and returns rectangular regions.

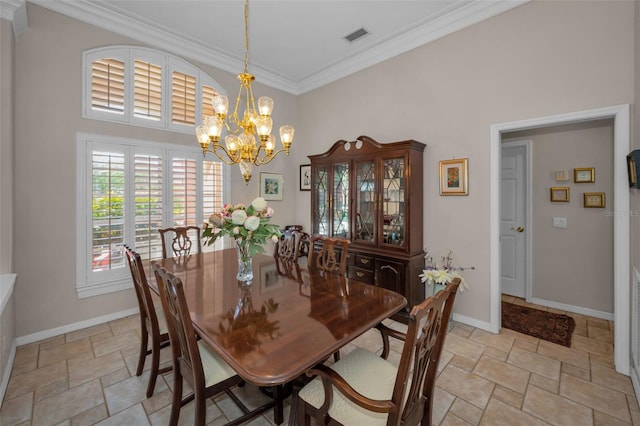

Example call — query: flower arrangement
[203,197,281,262]
[419,249,474,292]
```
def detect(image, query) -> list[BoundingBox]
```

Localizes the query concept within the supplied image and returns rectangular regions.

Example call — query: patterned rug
[501,301,576,347]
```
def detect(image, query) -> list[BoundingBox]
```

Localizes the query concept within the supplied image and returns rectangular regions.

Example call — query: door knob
[510,226,524,232]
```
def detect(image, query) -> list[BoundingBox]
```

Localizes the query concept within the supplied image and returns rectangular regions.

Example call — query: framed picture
[300,164,311,191]
[574,167,595,183]
[583,192,605,208]
[555,171,569,181]
[439,158,468,196]
[550,187,570,202]
[260,173,284,201]
[627,150,640,188]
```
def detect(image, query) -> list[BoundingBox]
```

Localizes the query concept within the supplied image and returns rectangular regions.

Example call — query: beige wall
[1,18,14,274]
[633,1,640,281]
[295,0,635,323]
[12,5,298,336]
[503,120,614,313]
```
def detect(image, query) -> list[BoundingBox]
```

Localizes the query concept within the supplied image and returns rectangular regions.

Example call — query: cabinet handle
[356,272,365,278]
[380,265,398,275]
[360,259,370,265]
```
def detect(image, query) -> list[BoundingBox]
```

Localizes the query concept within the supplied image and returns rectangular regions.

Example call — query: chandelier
[196,0,294,183]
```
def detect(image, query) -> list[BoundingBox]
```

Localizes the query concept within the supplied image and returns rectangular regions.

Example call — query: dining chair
[308,235,350,276]
[295,278,461,426]
[274,229,303,276]
[152,262,270,426]
[158,225,202,258]
[123,245,171,398]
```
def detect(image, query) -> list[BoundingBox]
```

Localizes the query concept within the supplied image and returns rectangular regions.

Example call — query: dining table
[147,248,407,425]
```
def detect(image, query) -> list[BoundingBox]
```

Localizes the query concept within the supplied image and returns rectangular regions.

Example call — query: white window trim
[76,132,230,299]
[82,45,226,135]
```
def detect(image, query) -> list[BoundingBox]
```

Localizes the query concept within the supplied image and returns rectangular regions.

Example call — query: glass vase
[235,240,253,285]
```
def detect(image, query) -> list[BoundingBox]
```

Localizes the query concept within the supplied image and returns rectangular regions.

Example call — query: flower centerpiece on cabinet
[419,249,474,293]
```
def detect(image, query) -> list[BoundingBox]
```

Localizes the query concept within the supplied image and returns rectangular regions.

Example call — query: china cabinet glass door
[331,163,349,238]
[381,157,405,248]
[354,160,376,244]
[312,165,329,236]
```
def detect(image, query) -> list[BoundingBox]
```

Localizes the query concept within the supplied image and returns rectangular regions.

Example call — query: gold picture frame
[574,167,595,183]
[550,187,570,202]
[439,158,468,196]
[583,192,605,208]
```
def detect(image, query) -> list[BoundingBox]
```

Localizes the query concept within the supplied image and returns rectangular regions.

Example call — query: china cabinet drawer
[354,254,374,270]
[348,266,374,284]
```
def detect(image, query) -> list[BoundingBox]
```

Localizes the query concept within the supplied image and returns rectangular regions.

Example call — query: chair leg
[136,330,149,376]
[194,388,206,426]
[169,369,183,426]
[333,350,340,362]
[146,339,161,397]
[297,394,311,426]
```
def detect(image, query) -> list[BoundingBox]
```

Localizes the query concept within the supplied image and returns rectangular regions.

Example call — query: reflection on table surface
[152,249,407,386]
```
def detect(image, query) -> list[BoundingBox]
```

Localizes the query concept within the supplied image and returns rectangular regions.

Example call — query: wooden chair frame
[152,263,276,425]
[308,235,350,276]
[158,225,202,258]
[296,278,461,426]
[123,245,171,398]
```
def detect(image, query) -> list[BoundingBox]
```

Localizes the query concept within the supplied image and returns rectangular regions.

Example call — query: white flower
[233,226,240,235]
[251,197,267,212]
[263,207,274,218]
[271,235,279,243]
[231,209,247,225]
[244,216,260,231]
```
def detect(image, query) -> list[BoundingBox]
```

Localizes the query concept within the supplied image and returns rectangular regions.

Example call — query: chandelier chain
[243,0,250,75]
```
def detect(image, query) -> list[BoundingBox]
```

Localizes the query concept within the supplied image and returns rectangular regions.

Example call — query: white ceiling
[28,0,526,94]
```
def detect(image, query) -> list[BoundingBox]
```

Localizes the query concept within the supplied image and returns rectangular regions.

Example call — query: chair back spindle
[158,225,202,258]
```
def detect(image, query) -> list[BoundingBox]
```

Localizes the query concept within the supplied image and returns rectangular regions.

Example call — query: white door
[500,143,528,298]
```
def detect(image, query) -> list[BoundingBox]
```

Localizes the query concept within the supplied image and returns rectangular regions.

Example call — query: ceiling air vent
[344,27,369,43]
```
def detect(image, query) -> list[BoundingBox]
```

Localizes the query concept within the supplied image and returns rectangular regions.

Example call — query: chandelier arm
[254,148,290,165]
[206,145,243,165]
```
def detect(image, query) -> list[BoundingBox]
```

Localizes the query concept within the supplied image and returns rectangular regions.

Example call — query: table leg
[273,384,284,425]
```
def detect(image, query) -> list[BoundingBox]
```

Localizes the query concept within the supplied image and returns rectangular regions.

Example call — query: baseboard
[452,312,492,332]
[0,338,16,405]
[631,366,640,410]
[528,297,614,321]
[15,307,139,346]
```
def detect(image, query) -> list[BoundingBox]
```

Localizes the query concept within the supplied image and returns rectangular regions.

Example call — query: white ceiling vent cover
[344,28,369,43]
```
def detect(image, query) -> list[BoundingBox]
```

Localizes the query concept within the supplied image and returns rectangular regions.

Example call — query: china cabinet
[309,135,426,321]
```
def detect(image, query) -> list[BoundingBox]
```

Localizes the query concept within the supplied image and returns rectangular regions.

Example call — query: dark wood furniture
[158,225,202,258]
[148,249,407,425]
[274,229,303,273]
[308,235,350,276]
[123,245,171,398]
[296,278,460,426]
[309,135,426,321]
[153,263,272,426]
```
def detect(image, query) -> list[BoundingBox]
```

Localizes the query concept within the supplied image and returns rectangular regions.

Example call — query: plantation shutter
[134,154,164,260]
[201,85,218,120]
[172,158,198,226]
[91,150,126,272]
[134,60,162,120]
[202,160,224,252]
[91,58,125,114]
[172,71,196,125]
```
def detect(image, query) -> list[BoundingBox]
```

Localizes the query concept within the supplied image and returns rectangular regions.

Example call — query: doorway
[490,104,630,375]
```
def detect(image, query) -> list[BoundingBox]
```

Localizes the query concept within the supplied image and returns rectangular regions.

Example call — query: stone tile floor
[0,295,637,425]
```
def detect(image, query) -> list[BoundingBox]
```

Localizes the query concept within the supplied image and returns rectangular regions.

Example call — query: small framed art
[550,187,569,202]
[583,192,605,208]
[628,150,640,188]
[300,164,311,191]
[439,158,468,196]
[260,172,284,201]
[574,167,595,183]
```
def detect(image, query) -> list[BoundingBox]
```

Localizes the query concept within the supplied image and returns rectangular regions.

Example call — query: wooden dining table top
[147,249,407,387]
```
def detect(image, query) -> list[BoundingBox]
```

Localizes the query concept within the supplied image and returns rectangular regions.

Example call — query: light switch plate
[552,217,567,228]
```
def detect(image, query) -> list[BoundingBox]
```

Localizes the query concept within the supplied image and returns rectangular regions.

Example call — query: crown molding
[27,0,527,95]
[295,0,528,94]
[1,0,28,35]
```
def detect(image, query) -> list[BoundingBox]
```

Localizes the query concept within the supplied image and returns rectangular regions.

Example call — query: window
[76,133,228,298]
[83,46,223,133]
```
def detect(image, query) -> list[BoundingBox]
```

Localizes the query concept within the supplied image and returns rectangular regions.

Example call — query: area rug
[501,302,576,347]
